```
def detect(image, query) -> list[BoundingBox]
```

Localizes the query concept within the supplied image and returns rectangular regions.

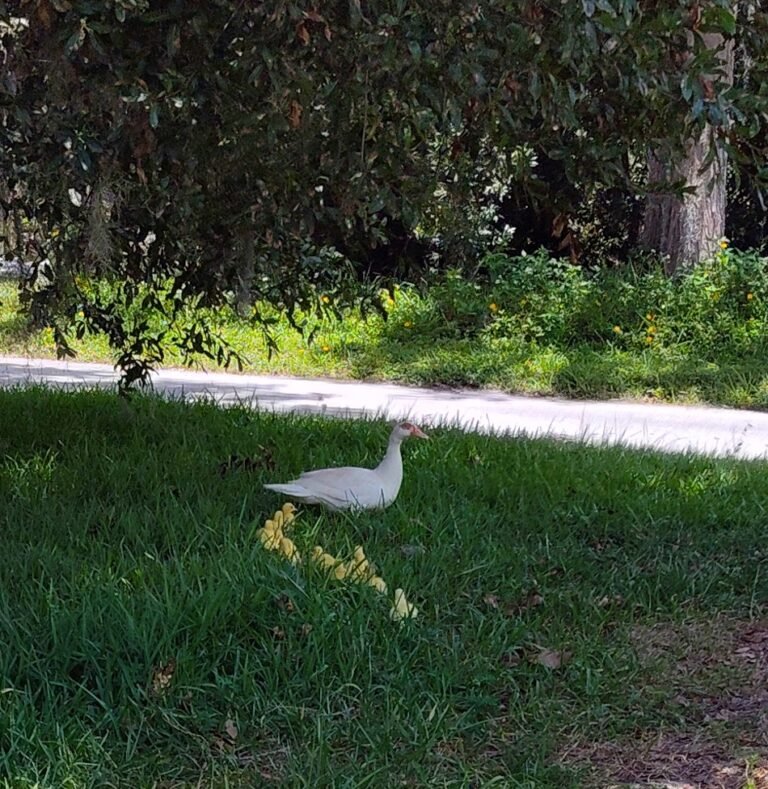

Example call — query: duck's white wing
[265,466,386,510]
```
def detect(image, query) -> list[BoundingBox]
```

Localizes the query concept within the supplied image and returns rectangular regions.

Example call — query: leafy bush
[383,247,768,358]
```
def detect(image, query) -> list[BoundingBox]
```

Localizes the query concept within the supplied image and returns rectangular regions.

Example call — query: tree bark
[641,31,734,276]
[641,131,727,276]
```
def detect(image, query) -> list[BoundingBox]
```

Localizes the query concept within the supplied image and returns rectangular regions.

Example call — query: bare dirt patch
[561,616,768,788]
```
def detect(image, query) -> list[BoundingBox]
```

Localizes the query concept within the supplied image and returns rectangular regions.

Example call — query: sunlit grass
[1,387,768,784]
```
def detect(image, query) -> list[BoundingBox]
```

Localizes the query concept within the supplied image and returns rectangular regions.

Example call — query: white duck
[264,422,429,511]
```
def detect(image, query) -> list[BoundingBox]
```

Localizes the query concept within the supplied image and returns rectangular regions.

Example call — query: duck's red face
[400,421,429,439]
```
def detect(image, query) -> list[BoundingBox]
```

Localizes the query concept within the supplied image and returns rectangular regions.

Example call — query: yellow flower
[612,325,622,335]
[719,238,729,250]
[489,302,499,313]
[403,320,413,329]
[645,335,654,344]
[646,312,656,321]
[747,292,754,301]
[321,295,330,304]
[321,344,331,352]
[647,325,657,335]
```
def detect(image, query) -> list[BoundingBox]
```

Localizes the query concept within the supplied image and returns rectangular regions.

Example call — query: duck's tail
[263,482,311,498]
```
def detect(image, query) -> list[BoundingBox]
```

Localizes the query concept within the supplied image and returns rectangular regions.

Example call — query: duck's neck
[375,434,404,484]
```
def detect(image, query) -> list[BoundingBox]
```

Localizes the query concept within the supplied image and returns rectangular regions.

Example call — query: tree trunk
[641,31,734,276]
[641,132,727,276]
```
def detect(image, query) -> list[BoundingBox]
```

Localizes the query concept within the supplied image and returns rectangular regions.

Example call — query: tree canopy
[2,0,767,382]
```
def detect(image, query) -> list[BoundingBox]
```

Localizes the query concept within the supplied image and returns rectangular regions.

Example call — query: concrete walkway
[1,354,768,460]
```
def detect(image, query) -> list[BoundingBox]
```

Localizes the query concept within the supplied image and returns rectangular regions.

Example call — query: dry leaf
[275,594,294,613]
[506,590,544,616]
[217,447,274,476]
[483,594,500,610]
[271,626,286,640]
[596,594,624,608]
[534,648,571,670]
[151,658,176,695]
[295,21,310,45]
[288,100,302,129]
[300,623,313,637]
[501,649,523,668]
[224,718,238,742]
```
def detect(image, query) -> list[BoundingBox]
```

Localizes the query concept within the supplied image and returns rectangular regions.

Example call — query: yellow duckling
[262,519,278,534]
[346,545,371,581]
[390,588,418,621]
[310,546,349,580]
[273,510,284,528]
[281,502,297,524]
[258,528,282,550]
[368,575,388,594]
[311,546,338,570]
[279,536,301,564]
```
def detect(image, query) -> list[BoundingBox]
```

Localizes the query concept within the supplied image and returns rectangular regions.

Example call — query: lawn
[1,387,767,786]
[3,246,768,410]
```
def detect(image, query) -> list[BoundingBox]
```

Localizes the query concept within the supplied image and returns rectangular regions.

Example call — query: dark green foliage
[2,1,768,380]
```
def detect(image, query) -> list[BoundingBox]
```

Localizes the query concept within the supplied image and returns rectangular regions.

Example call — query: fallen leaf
[506,590,544,616]
[534,648,571,670]
[483,594,500,610]
[271,626,286,640]
[501,649,523,668]
[151,658,176,696]
[300,623,313,637]
[596,594,624,608]
[288,100,302,129]
[296,21,310,45]
[224,718,238,742]
[275,594,294,613]
[217,447,274,476]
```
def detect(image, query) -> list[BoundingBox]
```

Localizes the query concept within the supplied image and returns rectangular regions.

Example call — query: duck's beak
[410,426,429,439]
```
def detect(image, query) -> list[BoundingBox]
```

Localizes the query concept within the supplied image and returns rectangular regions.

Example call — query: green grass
[1,387,768,786]
[4,246,768,409]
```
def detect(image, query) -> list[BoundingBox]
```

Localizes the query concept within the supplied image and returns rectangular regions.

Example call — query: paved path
[1,354,767,460]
